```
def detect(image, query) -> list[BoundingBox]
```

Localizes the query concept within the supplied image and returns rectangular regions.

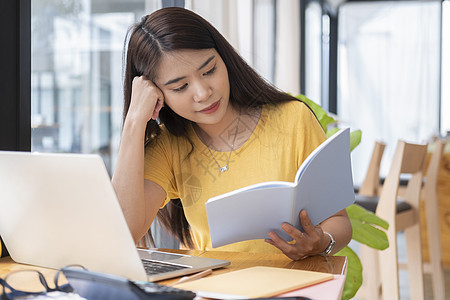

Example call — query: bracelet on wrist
[320,232,336,256]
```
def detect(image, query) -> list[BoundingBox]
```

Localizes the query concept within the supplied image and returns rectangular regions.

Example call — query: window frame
[0,0,31,151]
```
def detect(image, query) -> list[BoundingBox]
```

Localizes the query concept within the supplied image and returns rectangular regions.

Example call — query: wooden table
[0,248,347,290]
[157,249,347,285]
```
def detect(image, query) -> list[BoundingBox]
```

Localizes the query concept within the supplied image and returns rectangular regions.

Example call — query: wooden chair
[377,140,428,299]
[357,140,428,300]
[355,141,386,299]
[420,139,445,300]
[358,141,386,197]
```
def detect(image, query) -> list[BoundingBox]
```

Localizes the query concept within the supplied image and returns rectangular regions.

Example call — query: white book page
[293,128,355,229]
[206,185,295,248]
[206,181,294,204]
[293,128,344,184]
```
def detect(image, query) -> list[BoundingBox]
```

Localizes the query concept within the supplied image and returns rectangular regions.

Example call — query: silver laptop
[0,151,229,282]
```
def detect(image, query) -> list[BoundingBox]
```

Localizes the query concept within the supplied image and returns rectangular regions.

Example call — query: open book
[205,127,355,248]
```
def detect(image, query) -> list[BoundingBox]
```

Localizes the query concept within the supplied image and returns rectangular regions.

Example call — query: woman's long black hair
[123,7,303,248]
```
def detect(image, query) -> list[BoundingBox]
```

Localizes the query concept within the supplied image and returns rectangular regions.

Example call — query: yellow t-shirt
[144,100,326,253]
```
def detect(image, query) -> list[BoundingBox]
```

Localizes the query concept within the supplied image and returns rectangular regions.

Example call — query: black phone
[62,267,196,300]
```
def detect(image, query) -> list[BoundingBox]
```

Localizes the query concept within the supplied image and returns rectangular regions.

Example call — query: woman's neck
[194,106,262,152]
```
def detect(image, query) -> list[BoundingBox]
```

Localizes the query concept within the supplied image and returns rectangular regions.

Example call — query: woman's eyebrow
[164,55,216,86]
[164,76,186,86]
[197,55,215,70]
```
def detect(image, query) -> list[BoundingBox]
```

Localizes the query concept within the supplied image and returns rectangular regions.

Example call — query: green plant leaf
[347,204,389,230]
[295,94,362,152]
[335,246,362,300]
[295,94,336,133]
[350,130,362,152]
[346,204,389,250]
[350,221,389,250]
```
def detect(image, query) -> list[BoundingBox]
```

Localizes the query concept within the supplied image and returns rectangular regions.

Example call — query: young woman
[112,7,352,260]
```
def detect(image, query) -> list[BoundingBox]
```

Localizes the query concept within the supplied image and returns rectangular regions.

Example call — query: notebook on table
[173,266,334,299]
[0,151,229,282]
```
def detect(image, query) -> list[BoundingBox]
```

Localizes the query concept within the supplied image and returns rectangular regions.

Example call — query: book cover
[205,127,355,248]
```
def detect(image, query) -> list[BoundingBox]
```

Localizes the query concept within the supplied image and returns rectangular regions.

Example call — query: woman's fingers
[299,210,322,245]
[265,231,305,261]
[152,96,164,120]
[130,76,164,122]
[265,210,328,260]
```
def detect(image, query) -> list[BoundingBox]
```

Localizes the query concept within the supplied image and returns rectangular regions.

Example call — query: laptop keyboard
[141,259,190,275]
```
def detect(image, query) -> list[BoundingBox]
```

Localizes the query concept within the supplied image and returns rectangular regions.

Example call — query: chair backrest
[422,139,445,201]
[421,139,446,300]
[376,140,428,221]
[359,141,386,196]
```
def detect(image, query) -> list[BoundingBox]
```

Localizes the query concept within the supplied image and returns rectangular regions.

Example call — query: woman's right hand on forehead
[129,76,164,123]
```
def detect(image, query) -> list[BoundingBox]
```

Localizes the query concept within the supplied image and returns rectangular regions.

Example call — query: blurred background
[25,0,449,186]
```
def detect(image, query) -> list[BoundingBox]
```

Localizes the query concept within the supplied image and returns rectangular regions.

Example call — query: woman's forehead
[156,48,218,81]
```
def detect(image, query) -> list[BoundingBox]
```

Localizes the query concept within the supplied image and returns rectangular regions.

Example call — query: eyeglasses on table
[0,265,85,300]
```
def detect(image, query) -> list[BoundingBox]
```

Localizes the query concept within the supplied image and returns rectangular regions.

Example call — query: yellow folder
[173,266,334,299]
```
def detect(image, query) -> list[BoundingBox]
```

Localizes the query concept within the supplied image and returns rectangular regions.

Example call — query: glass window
[338,1,442,183]
[31,0,160,175]
[305,1,323,106]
